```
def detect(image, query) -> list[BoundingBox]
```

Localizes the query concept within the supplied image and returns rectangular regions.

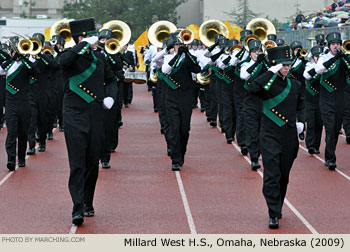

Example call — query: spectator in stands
[314,12,325,28]
[332,0,344,12]
[295,11,305,25]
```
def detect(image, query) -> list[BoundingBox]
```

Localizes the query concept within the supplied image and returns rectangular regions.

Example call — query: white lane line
[299,144,350,182]
[0,128,57,187]
[69,225,77,234]
[175,171,197,234]
[216,126,318,234]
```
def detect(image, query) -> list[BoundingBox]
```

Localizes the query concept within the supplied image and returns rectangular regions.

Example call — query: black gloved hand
[177,46,187,55]
[256,53,265,63]
[334,49,344,59]
[208,40,220,52]
[140,47,145,54]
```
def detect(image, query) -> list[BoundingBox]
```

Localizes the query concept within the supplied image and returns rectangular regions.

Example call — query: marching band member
[248,46,304,229]
[162,36,201,171]
[303,46,323,155]
[58,18,117,226]
[240,39,269,170]
[0,43,11,130]
[0,36,40,170]
[315,32,350,170]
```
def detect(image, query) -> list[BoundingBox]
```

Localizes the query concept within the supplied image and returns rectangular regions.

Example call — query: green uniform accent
[244,63,262,90]
[169,57,185,76]
[234,56,250,77]
[5,63,24,95]
[263,78,292,127]
[3,60,15,72]
[306,74,320,96]
[68,51,97,103]
[77,43,90,55]
[320,58,340,92]
[263,73,277,91]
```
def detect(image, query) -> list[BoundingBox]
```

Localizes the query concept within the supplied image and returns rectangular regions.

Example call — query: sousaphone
[199,20,229,47]
[102,20,131,47]
[246,18,276,43]
[50,19,75,48]
[148,21,177,48]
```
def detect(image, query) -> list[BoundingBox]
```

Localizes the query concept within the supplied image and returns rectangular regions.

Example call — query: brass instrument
[102,20,131,47]
[50,19,75,48]
[148,21,177,48]
[150,71,158,83]
[243,34,259,51]
[18,38,34,55]
[105,38,121,54]
[264,40,277,49]
[299,48,309,57]
[177,29,194,45]
[232,44,243,51]
[197,68,212,85]
[199,20,229,47]
[29,37,42,55]
[342,40,350,54]
[42,45,54,55]
[246,18,276,43]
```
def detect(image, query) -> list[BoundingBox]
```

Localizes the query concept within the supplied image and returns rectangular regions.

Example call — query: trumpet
[299,48,309,58]
[177,29,194,45]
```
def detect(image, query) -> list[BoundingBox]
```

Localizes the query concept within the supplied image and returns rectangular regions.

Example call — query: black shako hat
[51,34,65,47]
[290,41,302,50]
[311,46,323,56]
[99,29,112,40]
[219,37,229,47]
[191,39,199,46]
[326,32,342,44]
[69,18,97,37]
[248,39,261,52]
[214,34,224,43]
[267,45,292,65]
[315,34,325,43]
[9,36,19,51]
[227,38,239,48]
[32,33,45,44]
[267,34,277,42]
[240,30,253,41]
[276,39,285,46]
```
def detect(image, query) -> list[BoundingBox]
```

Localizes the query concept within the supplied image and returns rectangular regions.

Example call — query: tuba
[102,20,131,47]
[246,18,276,43]
[199,20,229,47]
[148,21,177,48]
[50,19,75,48]
[196,68,212,85]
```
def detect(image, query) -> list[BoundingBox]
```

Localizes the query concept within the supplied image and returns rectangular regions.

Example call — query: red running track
[0,84,349,234]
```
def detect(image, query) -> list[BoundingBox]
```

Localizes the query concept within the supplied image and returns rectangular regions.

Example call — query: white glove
[269,63,283,74]
[103,97,114,110]
[82,36,99,45]
[296,122,304,134]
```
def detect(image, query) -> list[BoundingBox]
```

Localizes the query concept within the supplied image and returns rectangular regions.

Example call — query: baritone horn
[105,38,121,54]
[42,45,54,55]
[199,20,229,47]
[299,48,309,57]
[50,19,75,48]
[17,38,34,55]
[148,21,177,48]
[102,20,131,47]
[177,29,195,45]
[29,37,42,55]
[246,18,276,43]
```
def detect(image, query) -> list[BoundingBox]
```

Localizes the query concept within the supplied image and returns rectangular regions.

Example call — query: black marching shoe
[346,136,350,144]
[118,121,123,128]
[83,205,95,217]
[7,162,15,172]
[160,128,164,134]
[298,132,305,141]
[210,120,217,127]
[324,160,330,167]
[167,148,171,156]
[27,148,35,155]
[251,160,261,171]
[38,144,46,152]
[240,146,248,156]
[308,147,316,155]
[269,217,279,229]
[59,126,64,132]
[154,108,158,113]
[226,138,234,144]
[18,160,26,167]
[200,108,205,113]
[124,104,129,108]
[47,133,53,140]
[206,117,211,122]
[314,149,320,154]
[72,214,84,226]
[101,162,111,169]
[172,163,180,171]
[328,162,337,171]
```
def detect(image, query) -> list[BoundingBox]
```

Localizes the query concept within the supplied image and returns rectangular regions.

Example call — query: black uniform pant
[305,100,323,150]
[0,77,5,126]
[57,82,64,128]
[123,81,132,105]
[343,85,350,137]
[151,81,158,110]
[158,80,170,150]
[208,75,218,122]
[202,84,211,118]
[46,90,58,134]
[260,127,299,218]
[110,80,123,151]
[165,88,192,165]
[216,78,224,127]
[101,103,119,163]
[199,86,206,110]
[28,96,48,148]
[5,99,31,163]
[63,99,104,216]
[192,80,200,107]
[233,79,246,147]
[244,93,261,161]
[320,101,344,163]
[221,82,236,140]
